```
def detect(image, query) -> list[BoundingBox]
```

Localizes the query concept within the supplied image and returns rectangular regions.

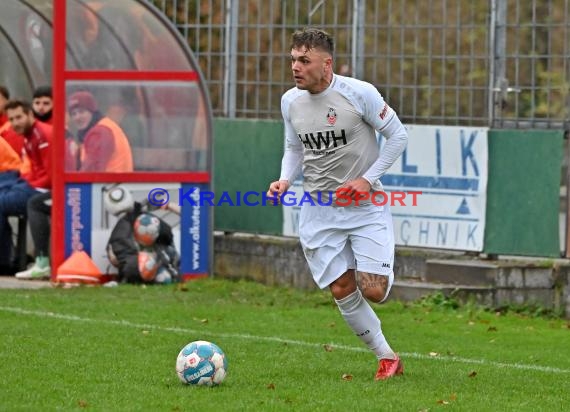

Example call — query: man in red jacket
[15,87,79,279]
[30,85,78,171]
[0,86,25,161]
[0,99,51,274]
[68,90,133,172]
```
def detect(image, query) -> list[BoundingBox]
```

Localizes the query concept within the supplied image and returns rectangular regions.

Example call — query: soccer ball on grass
[176,340,227,386]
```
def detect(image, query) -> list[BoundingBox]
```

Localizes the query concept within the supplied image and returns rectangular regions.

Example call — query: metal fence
[149,0,570,130]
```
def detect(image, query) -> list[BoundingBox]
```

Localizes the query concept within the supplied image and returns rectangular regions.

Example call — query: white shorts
[299,202,395,295]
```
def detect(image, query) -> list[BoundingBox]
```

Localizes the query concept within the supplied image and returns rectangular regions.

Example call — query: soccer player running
[266,28,408,380]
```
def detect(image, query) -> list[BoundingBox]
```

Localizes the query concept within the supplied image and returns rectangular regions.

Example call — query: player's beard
[34,109,52,123]
[14,121,33,136]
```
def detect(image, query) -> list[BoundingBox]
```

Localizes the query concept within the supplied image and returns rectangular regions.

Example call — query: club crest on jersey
[326,107,337,125]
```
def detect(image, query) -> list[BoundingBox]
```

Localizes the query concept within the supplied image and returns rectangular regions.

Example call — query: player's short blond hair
[290,27,334,56]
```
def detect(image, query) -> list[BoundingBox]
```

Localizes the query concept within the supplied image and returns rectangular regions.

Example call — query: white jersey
[280,74,402,201]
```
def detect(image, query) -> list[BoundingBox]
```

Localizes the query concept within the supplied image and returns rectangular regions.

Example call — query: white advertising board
[384,125,488,251]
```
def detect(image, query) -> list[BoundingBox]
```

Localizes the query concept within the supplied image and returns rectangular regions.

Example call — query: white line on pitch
[1,305,568,374]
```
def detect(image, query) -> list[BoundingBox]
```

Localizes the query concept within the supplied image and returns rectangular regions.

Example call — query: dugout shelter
[0,0,213,280]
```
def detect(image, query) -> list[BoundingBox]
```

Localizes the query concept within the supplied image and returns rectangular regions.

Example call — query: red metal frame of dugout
[51,0,210,277]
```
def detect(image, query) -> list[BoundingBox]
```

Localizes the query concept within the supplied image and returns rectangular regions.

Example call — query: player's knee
[362,287,386,304]
[329,270,357,300]
[330,283,356,300]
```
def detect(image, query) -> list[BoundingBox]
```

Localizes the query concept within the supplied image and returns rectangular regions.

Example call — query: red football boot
[374,354,404,380]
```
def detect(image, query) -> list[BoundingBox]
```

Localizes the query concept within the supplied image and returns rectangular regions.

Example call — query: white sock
[335,289,396,359]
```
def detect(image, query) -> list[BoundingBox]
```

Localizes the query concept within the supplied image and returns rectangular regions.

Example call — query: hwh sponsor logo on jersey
[298,129,347,150]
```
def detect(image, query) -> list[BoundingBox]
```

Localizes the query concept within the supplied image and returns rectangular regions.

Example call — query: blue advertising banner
[179,183,211,275]
[64,183,92,258]
[61,182,211,278]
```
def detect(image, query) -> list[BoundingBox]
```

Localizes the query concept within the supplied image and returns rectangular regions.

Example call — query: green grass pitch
[0,279,568,411]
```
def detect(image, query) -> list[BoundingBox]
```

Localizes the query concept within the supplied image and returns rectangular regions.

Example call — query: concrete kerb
[213,232,570,317]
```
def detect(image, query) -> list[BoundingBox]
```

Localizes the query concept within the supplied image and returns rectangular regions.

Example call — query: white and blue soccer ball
[176,340,228,386]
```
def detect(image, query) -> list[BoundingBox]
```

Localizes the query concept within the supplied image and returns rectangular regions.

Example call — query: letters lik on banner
[384,125,488,251]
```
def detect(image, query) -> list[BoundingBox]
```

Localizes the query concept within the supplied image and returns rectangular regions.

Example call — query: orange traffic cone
[55,251,102,285]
